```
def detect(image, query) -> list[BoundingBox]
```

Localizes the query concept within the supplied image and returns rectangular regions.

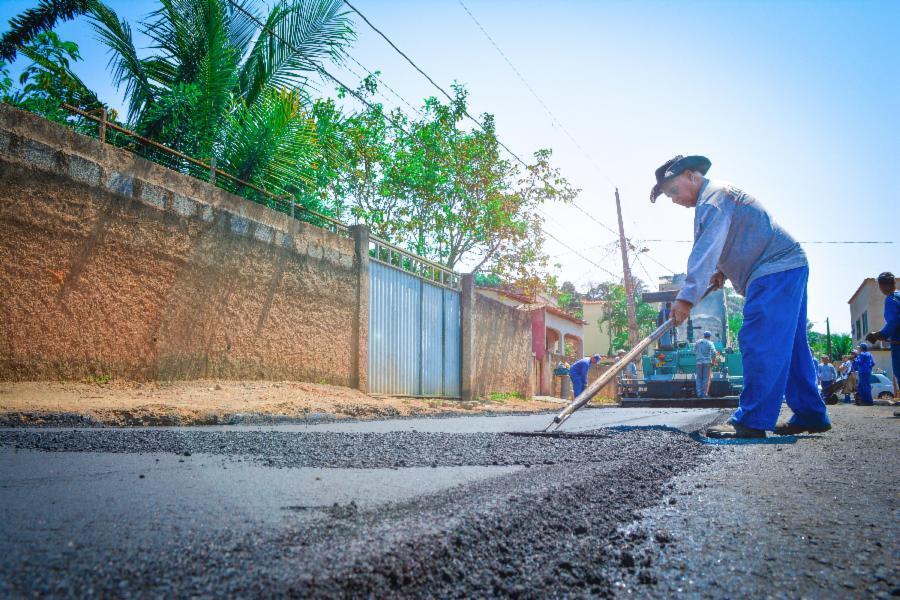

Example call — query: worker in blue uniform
[854,343,875,406]
[650,154,831,438]
[866,271,899,396]
[694,331,717,398]
[569,354,601,398]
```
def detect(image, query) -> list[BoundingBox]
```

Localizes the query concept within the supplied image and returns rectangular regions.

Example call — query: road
[0,406,895,597]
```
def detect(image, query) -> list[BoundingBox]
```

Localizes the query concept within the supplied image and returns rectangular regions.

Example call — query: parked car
[870,373,895,399]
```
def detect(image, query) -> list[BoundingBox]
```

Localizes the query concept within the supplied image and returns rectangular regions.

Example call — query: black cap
[650,155,712,202]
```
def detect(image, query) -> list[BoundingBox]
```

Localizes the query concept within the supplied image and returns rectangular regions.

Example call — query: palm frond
[0,0,94,62]
[89,3,156,123]
[220,88,317,192]
[193,0,240,156]
[223,0,263,58]
[239,0,354,107]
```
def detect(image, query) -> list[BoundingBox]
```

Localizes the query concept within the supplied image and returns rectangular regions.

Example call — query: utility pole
[826,317,832,359]
[615,188,639,348]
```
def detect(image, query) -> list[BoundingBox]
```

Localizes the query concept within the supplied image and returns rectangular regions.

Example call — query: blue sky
[2,0,897,333]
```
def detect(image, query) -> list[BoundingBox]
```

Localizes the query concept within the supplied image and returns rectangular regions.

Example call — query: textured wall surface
[472,294,532,399]
[0,106,361,384]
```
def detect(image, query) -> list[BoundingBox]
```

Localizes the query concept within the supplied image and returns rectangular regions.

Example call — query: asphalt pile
[0,429,628,468]
[0,428,708,597]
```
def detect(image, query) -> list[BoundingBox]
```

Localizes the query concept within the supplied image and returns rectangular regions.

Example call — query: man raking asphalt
[650,155,831,438]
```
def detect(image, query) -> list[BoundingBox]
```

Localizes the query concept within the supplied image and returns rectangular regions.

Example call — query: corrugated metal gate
[368,242,461,397]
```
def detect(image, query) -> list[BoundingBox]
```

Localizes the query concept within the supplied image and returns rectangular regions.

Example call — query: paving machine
[619,284,743,408]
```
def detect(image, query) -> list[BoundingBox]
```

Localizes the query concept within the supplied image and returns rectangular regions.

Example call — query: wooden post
[99,108,107,143]
[615,188,639,348]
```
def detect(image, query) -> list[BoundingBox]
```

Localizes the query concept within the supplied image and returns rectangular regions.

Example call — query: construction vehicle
[619,276,742,408]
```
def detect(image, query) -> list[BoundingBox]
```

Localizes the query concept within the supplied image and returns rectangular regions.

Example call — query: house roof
[848,278,876,304]
[477,286,586,325]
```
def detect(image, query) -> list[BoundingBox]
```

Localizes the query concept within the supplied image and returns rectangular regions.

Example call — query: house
[476,287,586,395]
[582,300,613,356]
[848,278,895,381]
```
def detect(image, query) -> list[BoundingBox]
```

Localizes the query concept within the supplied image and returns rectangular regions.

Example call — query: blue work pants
[730,267,830,430]
[892,345,900,394]
[571,375,586,398]
[695,363,711,398]
[857,370,874,405]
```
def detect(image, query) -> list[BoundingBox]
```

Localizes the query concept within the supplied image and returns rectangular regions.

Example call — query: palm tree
[2,0,354,205]
[0,0,95,62]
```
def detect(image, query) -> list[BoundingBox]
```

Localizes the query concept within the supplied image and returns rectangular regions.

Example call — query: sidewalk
[0,380,562,426]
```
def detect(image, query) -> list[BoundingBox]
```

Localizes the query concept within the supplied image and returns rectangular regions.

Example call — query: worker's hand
[709,270,726,289]
[865,331,882,344]
[671,299,693,325]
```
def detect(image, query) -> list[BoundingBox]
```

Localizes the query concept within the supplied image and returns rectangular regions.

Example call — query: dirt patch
[0,380,564,427]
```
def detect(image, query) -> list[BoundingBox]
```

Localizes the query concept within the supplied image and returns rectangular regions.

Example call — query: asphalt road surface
[0,406,896,598]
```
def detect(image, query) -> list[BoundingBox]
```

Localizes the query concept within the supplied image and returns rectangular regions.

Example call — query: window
[862,311,868,335]
[855,319,861,340]
[871,374,880,384]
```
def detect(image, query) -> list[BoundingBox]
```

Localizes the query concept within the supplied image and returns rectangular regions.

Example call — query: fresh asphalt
[0,406,895,597]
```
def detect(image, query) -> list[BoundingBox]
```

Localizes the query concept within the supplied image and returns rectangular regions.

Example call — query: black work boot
[773,421,832,435]
[705,421,766,439]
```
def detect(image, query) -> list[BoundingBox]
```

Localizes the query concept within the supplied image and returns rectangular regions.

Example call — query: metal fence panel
[420,283,444,396]
[442,288,462,397]
[369,260,461,397]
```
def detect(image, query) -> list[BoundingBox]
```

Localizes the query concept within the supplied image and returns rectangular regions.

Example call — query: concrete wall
[0,105,367,386]
[471,294,532,400]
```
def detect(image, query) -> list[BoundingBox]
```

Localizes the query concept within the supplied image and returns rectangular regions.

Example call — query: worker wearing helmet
[650,155,831,438]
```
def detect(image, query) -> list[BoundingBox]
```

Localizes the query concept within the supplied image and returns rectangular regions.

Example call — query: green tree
[1,0,355,209]
[597,282,658,353]
[724,285,744,349]
[5,31,104,123]
[323,79,576,285]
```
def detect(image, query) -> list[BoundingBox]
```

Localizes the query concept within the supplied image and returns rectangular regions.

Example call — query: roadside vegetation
[0,0,576,292]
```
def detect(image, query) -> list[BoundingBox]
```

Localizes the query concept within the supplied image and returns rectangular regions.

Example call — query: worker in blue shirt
[866,271,899,394]
[650,154,830,438]
[817,356,838,398]
[694,331,717,398]
[854,343,875,406]
[569,354,600,398]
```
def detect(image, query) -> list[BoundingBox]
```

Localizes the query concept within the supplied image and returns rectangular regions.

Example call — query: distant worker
[616,349,638,380]
[694,331,716,398]
[657,302,674,347]
[855,343,875,406]
[569,354,600,398]
[650,154,830,438]
[817,356,837,400]
[866,271,899,395]
[839,354,855,404]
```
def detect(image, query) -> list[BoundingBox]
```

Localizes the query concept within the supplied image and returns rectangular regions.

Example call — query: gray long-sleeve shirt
[676,179,808,305]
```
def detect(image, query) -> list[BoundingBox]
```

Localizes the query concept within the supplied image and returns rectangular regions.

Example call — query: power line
[229,0,616,279]
[343,54,425,117]
[642,239,895,245]
[456,0,616,191]
[541,229,619,279]
[345,0,631,242]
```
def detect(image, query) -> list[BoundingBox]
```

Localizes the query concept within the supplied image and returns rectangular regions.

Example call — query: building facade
[848,278,895,381]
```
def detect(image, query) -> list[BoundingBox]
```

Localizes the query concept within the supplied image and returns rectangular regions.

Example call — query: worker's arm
[673,202,733,323]
[876,295,899,340]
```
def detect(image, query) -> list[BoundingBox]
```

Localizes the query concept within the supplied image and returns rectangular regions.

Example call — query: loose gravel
[0,427,709,597]
[1,428,626,468]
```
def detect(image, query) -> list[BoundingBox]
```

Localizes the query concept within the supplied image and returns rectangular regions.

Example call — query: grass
[488,391,524,403]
